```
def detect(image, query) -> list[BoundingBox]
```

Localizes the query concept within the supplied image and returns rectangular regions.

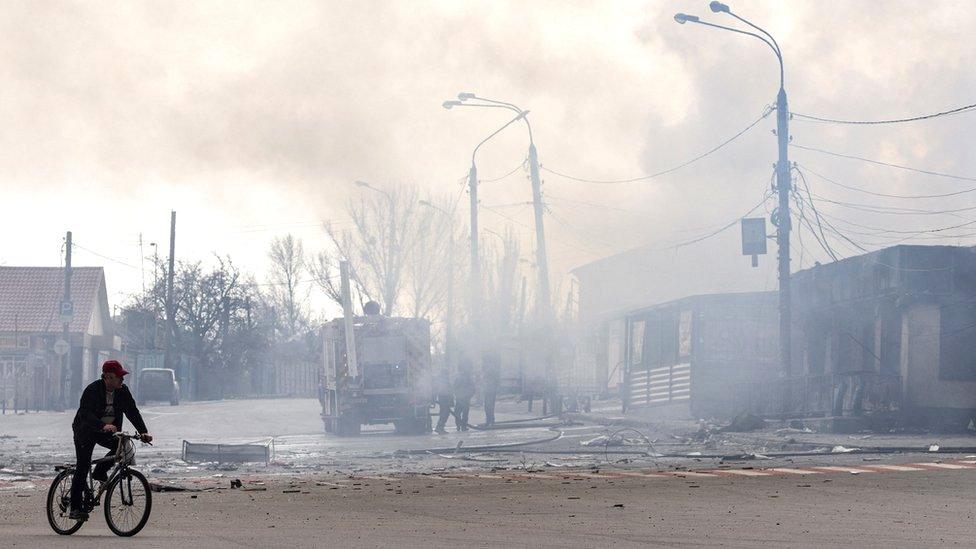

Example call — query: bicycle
[46,432,153,537]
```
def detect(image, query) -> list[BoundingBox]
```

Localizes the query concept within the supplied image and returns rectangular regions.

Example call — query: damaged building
[769,244,976,431]
[575,244,976,431]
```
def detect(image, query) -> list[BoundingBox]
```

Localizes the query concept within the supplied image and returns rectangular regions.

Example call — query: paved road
[3,463,975,547]
[5,397,976,546]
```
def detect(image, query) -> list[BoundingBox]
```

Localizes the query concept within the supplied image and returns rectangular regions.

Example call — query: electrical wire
[481,159,528,183]
[541,108,773,185]
[792,175,958,272]
[791,101,976,125]
[791,189,841,261]
[673,191,773,249]
[791,143,976,183]
[799,163,976,200]
[71,242,140,270]
[814,206,976,236]
[808,194,976,217]
[545,195,648,214]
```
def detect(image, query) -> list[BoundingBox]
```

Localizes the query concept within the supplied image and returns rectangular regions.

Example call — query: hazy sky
[2,0,974,313]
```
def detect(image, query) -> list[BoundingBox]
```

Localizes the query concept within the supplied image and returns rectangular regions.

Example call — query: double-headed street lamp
[443,94,552,326]
[441,107,527,346]
[675,1,793,379]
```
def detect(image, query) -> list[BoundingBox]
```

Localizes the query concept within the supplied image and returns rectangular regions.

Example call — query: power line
[799,163,976,200]
[673,191,772,249]
[71,242,140,270]
[791,143,976,183]
[809,193,976,217]
[541,107,773,185]
[545,195,649,214]
[481,159,528,183]
[791,101,976,125]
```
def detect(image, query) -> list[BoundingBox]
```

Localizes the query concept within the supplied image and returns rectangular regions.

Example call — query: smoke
[0,0,974,305]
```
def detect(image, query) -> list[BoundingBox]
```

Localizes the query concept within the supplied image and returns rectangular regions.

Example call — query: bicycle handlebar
[114,432,153,445]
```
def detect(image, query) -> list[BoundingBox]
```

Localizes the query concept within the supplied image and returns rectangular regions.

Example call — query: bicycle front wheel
[46,470,84,535]
[103,469,152,537]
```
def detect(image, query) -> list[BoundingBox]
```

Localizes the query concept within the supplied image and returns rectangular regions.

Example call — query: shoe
[68,509,88,521]
[435,428,446,434]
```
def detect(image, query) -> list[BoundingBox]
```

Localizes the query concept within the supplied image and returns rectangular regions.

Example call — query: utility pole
[673,2,792,381]
[527,143,551,323]
[139,232,145,294]
[59,231,72,409]
[775,86,792,379]
[468,164,480,337]
[164,211,176,371]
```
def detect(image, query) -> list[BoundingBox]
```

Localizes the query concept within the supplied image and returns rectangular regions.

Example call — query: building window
[0,335,29,349]
[939,303,976,381]
[629,320,645,367]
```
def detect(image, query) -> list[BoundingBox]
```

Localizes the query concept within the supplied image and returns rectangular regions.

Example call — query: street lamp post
[440,107,527,364]
[675,2,793,381]
[445,95,552,325]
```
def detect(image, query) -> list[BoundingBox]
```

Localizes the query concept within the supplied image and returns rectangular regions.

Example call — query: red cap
[102,360,130,377]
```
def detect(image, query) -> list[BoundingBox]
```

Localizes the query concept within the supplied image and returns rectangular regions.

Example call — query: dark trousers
[455,398,471,430]
[435,401,453,432]
[70,431,118,511]
[484,390,497,426]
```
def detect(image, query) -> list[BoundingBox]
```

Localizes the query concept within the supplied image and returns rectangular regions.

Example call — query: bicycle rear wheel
[46,470,84,535]
[103,469,152,537]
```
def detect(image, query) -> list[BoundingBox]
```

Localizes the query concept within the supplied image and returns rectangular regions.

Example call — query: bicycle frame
[57,433,141,511]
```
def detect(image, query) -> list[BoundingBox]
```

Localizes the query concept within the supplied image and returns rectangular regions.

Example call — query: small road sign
[54,339,70,356]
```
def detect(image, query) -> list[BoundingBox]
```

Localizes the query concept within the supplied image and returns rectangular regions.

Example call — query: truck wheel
[396,418,429,436]
[336,416,361,437]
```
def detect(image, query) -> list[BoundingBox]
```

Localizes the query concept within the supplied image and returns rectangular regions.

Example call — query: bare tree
[323,185,421,316]
[482,228,523,341]
[266,234,310,339]
[405,196,458,319]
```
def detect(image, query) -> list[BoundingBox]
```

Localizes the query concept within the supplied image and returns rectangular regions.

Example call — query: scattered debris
[721,413,765,433]
[150,482,201,493]
[182,439,274,464]
[831,446,859,454]
[928,445,940,452]
[230,479,243,489]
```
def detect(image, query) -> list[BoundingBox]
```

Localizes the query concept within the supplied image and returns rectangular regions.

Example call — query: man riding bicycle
[69,360,153,520]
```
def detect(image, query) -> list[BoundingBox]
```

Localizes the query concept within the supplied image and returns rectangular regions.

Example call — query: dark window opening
[939,303,976,381]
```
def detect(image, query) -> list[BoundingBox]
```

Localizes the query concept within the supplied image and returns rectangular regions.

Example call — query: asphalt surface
[3,464,976,547]
[3,397,976,546]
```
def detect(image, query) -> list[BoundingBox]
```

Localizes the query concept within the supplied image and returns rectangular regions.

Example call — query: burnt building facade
[776,245,976,429]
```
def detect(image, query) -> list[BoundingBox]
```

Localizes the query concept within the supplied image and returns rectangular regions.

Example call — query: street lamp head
[709,1,731,14]
[457,92,476,101]
[354,180,370,188]
[673,13,699,24]
[442,100,462,110]
[709,1,731,13]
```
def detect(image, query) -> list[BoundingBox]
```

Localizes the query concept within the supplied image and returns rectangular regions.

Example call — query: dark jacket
[72,379,148,438]
[454,374,475,402]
